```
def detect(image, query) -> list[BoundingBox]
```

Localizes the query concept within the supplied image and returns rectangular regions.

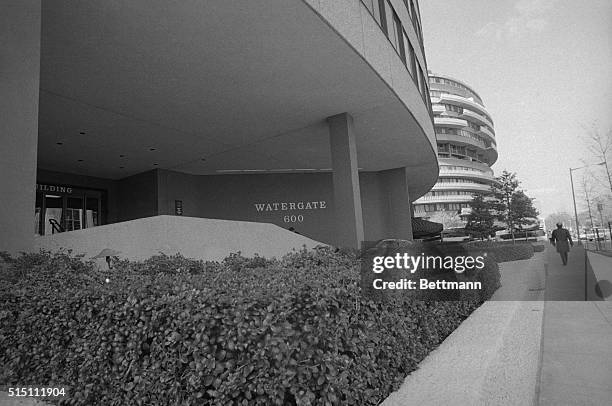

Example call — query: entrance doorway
[35,184,104,236]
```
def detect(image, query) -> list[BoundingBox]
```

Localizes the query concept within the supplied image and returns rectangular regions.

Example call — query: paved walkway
[383,252,547,406]
[586,250,612,300]
[384,245,612,406]
[537,245,612,406]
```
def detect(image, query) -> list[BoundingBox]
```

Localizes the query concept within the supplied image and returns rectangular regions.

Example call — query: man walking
[550,222,574,265]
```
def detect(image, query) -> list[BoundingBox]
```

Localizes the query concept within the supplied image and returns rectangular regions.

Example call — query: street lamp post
[570,168,581,244]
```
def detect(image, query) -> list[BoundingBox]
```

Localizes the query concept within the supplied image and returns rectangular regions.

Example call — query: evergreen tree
[509,190,539,233]
[492,171,520,241]
[465,194,496,240]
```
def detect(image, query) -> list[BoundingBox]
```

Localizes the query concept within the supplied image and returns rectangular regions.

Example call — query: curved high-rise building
[3,0,438,253]
[413,73,498,226]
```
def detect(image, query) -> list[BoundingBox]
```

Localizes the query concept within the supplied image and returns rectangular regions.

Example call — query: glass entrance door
[35,183,104,236]
[64,196,84,231]
[44,194,64,235]
[86,197,99,228]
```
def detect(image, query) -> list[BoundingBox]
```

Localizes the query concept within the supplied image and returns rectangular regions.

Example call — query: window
[408,42,417,85]
[393,13,405,61]
[443,104,462,114]
[378,0,388,34]
[419,66,427,100]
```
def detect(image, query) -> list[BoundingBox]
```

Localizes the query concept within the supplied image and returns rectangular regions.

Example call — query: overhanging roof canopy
[38,0,438,198]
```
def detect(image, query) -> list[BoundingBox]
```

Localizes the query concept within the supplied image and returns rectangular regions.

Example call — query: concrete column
[0,1,41,254]
[327,113,364,248]
[379,167,413,240]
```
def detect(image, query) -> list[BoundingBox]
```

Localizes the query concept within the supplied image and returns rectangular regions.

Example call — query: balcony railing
[434,116,468,128]
[436,133,487,150]
[438,93,490,118]
[479,126,495,139]
[461,108,494,128]
[431,183,492,193]
[414,194,475,203]
[439,170,495,182]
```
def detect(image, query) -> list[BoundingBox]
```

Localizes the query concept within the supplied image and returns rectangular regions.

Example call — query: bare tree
[545,212,574,231]
[583,125,612,193]
[580,174,599,232]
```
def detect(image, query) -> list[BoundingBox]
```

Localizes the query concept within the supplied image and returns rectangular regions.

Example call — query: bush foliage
[1,247,498,405]
[467,241,535,262]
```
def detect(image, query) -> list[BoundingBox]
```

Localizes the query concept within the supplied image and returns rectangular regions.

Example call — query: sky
[419,0,612,218]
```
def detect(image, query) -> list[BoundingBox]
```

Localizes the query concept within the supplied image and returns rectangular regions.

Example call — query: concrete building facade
[413,73,498,226]
[1,0,438,254]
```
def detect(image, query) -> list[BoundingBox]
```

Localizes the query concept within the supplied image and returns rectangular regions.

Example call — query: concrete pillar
[380,167,413,240]
[327,113,364,248]
[0,1,41,254]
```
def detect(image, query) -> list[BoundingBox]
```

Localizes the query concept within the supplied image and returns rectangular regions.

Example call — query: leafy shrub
[532,244,545,252]
[1,248,495,405]
[360,241,500,303]
[467,241,535,262]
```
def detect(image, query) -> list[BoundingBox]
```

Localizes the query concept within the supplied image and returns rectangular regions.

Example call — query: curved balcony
[484,143,498,165]
[434,116,468,128]
[440,163,493,176]
[462,108,493,128]
[479,126,495,140]
[414,194,474,204]
[439,170,495,183]
[429,74,484,104]
[432,182,492,193]
[436,133,487,150]
[438,93,490,118]
[432,104,446,114]
[438,157,491,171]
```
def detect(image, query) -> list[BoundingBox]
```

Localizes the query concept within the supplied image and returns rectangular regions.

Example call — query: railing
[462,108,494,128]
[439,170,494,181]
[415,195,474,202]
[479,126,495,139]
[438,93,490,117]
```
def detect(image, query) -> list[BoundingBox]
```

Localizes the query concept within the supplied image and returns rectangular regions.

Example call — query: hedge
[1,247,499,405]
[466,241,535,262]
[360,240,500,302]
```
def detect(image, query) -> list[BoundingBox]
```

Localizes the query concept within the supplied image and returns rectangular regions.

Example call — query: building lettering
[254,201,327,212]
[36,183,73,194]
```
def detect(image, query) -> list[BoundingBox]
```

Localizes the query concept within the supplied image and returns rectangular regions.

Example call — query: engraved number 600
[283,215,304,223]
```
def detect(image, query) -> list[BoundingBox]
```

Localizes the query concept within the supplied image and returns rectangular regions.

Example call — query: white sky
[419,0,612,217]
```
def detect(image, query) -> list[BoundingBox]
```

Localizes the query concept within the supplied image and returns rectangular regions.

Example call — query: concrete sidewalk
[543,244,591,301]
[537,245,612,406]
[384,245,612,406]
[383,252,547,406]
[586,250,612,301]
